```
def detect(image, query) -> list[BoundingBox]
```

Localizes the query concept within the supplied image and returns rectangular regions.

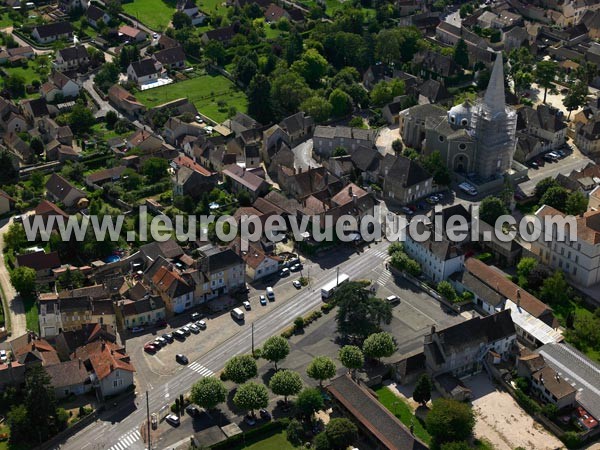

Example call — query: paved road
[0,217,27,340]
[83,75,119,119]
[56,243,392,450]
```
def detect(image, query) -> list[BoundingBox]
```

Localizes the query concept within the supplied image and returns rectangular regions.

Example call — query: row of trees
[534,177,587,216]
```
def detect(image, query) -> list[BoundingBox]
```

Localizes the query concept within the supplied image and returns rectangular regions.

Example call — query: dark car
[176,354,189,365]
[144,343,157,354]
[162,333,174,343]
[186,405,201,416]
[259,409,271,420]
[191,312,201,321]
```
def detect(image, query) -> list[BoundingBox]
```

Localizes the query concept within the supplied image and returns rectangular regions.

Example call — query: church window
[459,143,466,150]
[461,118,468,126]
[438,135,444,142]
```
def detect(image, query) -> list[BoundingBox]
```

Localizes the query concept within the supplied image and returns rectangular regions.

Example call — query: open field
[122,0,175,30]
[197,0,230,14]
[136,73,247,122]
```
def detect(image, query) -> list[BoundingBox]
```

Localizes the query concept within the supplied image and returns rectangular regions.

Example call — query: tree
[0,148,18,185]
[56,267,84,290]
[247,74,273,124]
[292,48,328,86]
[24,365,59,442]
[314,432,331,450]
[7,405,29,445]
[269,370,303,403]
[233,382,269,417]
[534,177,560,200]
[307,356,336,387]
[440,442,471,450]
[262,336,290,370]
[68,103,95,135]
[94,62,120,92]
[106,110,118,129]
[5,74,25,97]
[105,0,123,17]
[479,197,509,225]
[413,374,432,406]
[142,157,169,183]
[237,190,251,207]
[286,419,305,446]
[30,137,44,155]
[392,139,403,154]
[535,60,558,104]
[338,345,364,378]
[10,266,36,297]
[325,418,358,449]
[540,186,569,212]
[565,191,587,216]
[301,96,332,122]
[190,376,227,410]
[437,281,456,303]
[426,398,475,444]
[296,387,324,419]
[390,250,421,276]
[271,70,312,118]
[172,11,192,29]
[539,271,570,307]
[563,80,587,119]
[329,88,352,117]
[222,354,258,384]
[117,45,140,71]
[333,147,347,157]
[334,282,393,340]
[362,332,396,363]
[516,257,537,287]
[204,40,226,65]
[235,56,258,86]
[421,151,451,186]
[4,222,27,251]
[453,39,469,69]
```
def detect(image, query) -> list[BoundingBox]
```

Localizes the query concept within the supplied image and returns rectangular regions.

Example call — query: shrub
[294,316,305,330]
[514,389,541,415]
[562,431,582,449]
[321,303,335,313]
[476,252,492,262]
[281,327,295,339]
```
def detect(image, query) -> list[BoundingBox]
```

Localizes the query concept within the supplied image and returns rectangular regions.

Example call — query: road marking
[188,362,214,377]
[376,270,392,286]
[108,429,141,450]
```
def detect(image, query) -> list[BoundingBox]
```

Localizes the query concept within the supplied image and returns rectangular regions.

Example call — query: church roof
[482,53,506,118]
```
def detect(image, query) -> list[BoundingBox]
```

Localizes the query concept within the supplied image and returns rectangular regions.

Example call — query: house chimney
[516,289,521,308]
[79,358,82,369]
[352,194,357,205]
[348,185,353,196]
[101,341,106,351]
[430,325,436,335]
[540,375,544,384]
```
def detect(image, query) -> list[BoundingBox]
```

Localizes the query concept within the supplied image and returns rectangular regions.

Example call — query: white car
[166,414,180,426]
[0,350,7,363]
[243,301,251,310]
[152,33,159,39]
[293,280,302,289]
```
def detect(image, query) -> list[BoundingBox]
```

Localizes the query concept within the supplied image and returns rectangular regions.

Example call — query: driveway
[292,139,318,170]
[0,217,27,340]
[82,75,119,119]
[376,125,400,155]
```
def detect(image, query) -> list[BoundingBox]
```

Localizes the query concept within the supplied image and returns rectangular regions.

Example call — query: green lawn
[3,64,42,85]
[374,386,432,445]
[197,0,230,15]
[0,13,13,29]
[23,296,39,334]
[122,0,176,31]
[136,73,247,123]
[232,431,297,450]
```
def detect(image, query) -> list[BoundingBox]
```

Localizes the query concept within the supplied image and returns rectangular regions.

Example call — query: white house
[404,229,464,283]
[32,22,74,44]
[86,5,111,28]
[176,0,207,26]
[41,71,80,102]
[127,59,163,87]
[53,45,89,71]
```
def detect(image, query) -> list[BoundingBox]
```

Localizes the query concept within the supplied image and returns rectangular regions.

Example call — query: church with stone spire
[400,53,517,183]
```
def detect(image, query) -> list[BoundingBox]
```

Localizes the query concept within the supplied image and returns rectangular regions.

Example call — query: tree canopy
[233,382,269,416]
[426,398,475,444]
[362,332,396,362]
[222,355,258,384]
[307,356,336,387]
[190,377,227,410]
[261,335,290,370]
[269,370,303,403]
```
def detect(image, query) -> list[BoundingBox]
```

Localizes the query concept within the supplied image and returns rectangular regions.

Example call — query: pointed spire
[483,52,506,117]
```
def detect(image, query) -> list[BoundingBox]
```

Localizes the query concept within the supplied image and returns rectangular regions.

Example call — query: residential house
[86,5,111,28]
[279,112,313,143]
[262,124,291,165]
[171,155,217,198]
[46,143,79,162]
[139,238,184,268]
[45,173,87,208]
[126,129,164,153]
[15,250,61,283]
[505,299,563,348]
[0,190,16,215]
[227,112,261,137]
[153,46,186,69]
[3,131,32,163]
[53,45,90,71]
[382,98,405,125]
[54,323,117,361]
[13,335,61,367]
[222,164,269,201]
[575,113,600,158]
[404,230,464,283]
[234,242,280,280]
[400,103,446,150]
[158,34,180,50]
[0,97,27,133]
[196,245,246,297]
[41,71,81,102]
[200,24,238,44]
[313,126,377,158]
[327,375,429,450]
[277,166,341,201]
[0,361,26,389]
[32,22,74,44]
[582,10,600,39]
[529,206,600,289]
[516,104,567,151]
[21,98,52,125]
[46,359,92,399]
[85,166,127,187]
[127,59,163,87]
[162,117,204,145]
[38,117,73,146]
[412,50,461,85]
[380,154,434,204]
[435,21,493,66]
[30,199,69,231]
[452,257,557,327]
[117,282,166,329]
[118,25,147,43]
[107,84,146,118]
[424,310,516,378]
[176,0,207,25]
[264,3,290,22]
[0,46,34,64]
[350,146,382,183]
[58,0,89,12]
[151,265,195,314]
[73,340,135,399]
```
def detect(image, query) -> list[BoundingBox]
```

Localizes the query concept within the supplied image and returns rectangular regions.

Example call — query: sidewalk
[0,218,27,340]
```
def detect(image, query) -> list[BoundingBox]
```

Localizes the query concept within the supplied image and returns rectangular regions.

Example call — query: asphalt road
[56,242,392,450]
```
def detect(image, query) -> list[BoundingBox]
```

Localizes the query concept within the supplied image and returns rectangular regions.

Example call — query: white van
[231,308,245,321]
[266,287,275,301]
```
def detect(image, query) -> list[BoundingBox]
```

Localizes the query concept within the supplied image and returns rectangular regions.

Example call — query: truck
[231,307,245,321]
[321,273,350,299]
[458,182,478,196]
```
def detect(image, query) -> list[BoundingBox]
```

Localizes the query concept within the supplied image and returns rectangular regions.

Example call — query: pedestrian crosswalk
[370,249,389,259]
[188,362,214,377]
[376,269,392,287]
[107,429,141,450]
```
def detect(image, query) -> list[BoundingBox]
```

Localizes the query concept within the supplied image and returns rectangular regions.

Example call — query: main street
[58,241,392,450]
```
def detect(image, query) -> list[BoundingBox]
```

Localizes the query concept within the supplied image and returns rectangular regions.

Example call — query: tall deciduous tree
[190,377,227,410]
[413,374,432,406]
[222,355,258,384]
[269,370,303,403]
[247,74,273,124]
[565,191,587,216]
[296,387,324,420]
[338,345,364,379]
[426,398,475,444]
[307,356,336,387]
[453,39,469,69]
[261,336,290,370]
[535,60,558,104]
[479,197,509,225]
[10,266,36,297]
[233,382,269,417]
[362,332,396,363]
[325,418,358,449]
[563,80,588,119]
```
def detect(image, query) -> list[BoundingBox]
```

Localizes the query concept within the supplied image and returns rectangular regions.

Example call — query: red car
[144,343,157,354]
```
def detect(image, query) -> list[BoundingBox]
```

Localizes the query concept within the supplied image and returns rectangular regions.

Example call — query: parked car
[181,326,191,336]
[186,405,201,417]
[243,301,251,310]
[166,414,180,426]
[162,333,174,343]
[290,263,301,272]
[259,409,271,420]
[176,354,189,365]
[279,268,290,277]
[155,336,167,346]
[244,414,256,426]
[131,326,144,333]
[188,323,200,334]
[556,149,565,158]
[144,343,157,354]
[152,339,164,348]
[173,330,186,340]
[386,295,400,305]
[0,350,7,363]
[293,280,302,289]
[196,320,207,330]
[401,206,413,215]
[191,312,201,321]
[259,295,267,306]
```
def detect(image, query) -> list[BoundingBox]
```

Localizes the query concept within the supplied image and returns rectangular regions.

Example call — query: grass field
[24,296,39,334]
[375,386,432,445]
[0,13,12,29]
[122,0,176,31]
[229,431,297,450]
[197,0,230,14]
[3,64,42,85]
[136,73,247,122]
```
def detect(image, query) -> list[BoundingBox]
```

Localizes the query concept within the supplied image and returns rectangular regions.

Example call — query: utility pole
[146,391,151,450]
[251,322,255,356]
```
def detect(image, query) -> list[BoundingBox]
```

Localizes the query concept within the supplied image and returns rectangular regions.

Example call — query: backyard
[122,0,176,31]
[136,72,247,123]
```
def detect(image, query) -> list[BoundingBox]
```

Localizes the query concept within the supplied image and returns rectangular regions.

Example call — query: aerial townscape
[2,0,600,449]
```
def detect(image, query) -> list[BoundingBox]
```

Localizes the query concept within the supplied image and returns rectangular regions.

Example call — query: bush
[514,389,541,415]
[294,316,305,330]
[562,431,582,449]
[476,252,492,262]
[286,419,304,446]
[281,327,295,339]
[321,303,335,313]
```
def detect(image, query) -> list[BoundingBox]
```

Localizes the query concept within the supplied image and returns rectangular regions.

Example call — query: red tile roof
[83,341,135,380]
